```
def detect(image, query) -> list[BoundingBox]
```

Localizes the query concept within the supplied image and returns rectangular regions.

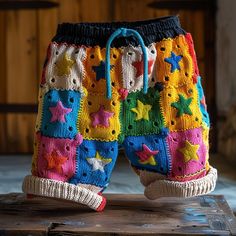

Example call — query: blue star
[164,52,183,73]
[92,61,114,81]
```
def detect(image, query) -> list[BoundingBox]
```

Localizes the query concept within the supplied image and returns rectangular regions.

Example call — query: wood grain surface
[0,0,215,153]
[0,193,235,235]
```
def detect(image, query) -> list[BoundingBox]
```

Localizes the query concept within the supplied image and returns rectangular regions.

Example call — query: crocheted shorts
[22,16,217,209]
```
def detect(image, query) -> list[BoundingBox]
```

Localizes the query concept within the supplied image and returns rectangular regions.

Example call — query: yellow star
[131,100,152,121]
[56,53,75,76]
[178,140,200,163]
[139,155,157,166]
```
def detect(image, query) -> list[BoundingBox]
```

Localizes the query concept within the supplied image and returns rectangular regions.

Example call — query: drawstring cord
[105,28,148,99]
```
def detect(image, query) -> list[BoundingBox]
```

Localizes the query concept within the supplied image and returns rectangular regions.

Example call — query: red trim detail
[96,195,106,212]
[185,33,199,84]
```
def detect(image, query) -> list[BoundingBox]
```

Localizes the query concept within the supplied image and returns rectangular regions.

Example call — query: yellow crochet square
[160,83,202,131]
[155,35,194,87]
[78,92,121,141]
[83,46,122,93]
[202,124,210,171]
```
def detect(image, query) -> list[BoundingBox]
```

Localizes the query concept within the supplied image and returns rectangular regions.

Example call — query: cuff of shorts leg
[144,167,217,200]
[22,175,106,211]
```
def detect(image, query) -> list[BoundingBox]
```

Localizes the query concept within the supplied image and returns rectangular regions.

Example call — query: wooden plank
[5,10,38,153]
[57,0,80,23]
[37,0,58,85]
[77,0,112,22]
[0,11,7,152]
[0,193,235,235]
[114,0,166,21]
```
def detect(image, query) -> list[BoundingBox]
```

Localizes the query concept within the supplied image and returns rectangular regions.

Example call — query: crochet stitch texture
[22,16,217,211]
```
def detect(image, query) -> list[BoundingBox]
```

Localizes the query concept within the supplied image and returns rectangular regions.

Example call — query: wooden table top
[0,193,236,235]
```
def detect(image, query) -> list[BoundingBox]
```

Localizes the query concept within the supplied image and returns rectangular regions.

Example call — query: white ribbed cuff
[22,175,106,211]
[144,167,217,199]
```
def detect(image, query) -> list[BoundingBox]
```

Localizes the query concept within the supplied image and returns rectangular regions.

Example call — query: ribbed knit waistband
[52,16,186,47]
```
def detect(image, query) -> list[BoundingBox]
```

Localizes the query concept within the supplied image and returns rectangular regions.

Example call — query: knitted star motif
[164,52,183,73]
[132,58,154,78]
[178,140,200,163]
[92,60,114,81]
[86,152,112,172]
[131,100,152,121]
[49,101,72,123]
[90,105,114,127]
[56,53,75,77]
[136,144,159,166]
[171,94,193,117]
[45,150,68,173]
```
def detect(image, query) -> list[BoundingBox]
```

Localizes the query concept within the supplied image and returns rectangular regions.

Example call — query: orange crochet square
[160,83,202,131]
[155,35,194,87]
[78,92,121,141]
[83,46,122,93]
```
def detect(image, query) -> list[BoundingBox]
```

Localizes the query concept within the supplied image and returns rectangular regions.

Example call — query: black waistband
[52,16,186,47]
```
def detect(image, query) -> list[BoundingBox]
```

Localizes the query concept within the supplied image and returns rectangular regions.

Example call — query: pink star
[49,101,72,123]
[90,105,114,128]
[136,144,159,162]
[200,96,207,110]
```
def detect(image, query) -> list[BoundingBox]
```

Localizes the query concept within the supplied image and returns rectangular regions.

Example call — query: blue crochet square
[69,140,118,189]
[123,129,171,174]
[197,76,210,127]
[41,89,81,138]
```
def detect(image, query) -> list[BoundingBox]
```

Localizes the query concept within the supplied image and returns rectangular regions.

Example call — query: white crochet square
[44,43,86,92]
[121,43,157,93]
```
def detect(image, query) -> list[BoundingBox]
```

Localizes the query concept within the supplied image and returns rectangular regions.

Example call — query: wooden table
[0,193,236,235]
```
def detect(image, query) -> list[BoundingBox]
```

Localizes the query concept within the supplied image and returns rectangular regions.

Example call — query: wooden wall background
[0,0,215,153]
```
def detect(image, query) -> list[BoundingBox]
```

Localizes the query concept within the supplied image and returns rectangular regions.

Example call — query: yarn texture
[22,16,217,211]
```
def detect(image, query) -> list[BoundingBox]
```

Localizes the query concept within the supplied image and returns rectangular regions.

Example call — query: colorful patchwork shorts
[22,16,217,211]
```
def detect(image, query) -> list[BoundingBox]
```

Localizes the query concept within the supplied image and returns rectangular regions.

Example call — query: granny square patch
[155,35,193,87]
[167,127,207,182]
[121,43,157,92]
[41,89,81,138]
[43,43,86,92]
[69,139,118,188]
[123,129,171,174]
[83,46,123,93]
[121,86,164,139]
[36,133,83,182]
[160,82,202,131]
[78,92,121,141]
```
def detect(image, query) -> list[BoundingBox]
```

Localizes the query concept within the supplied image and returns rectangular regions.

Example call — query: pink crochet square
[167,127,207,182]
[36,133,83,182]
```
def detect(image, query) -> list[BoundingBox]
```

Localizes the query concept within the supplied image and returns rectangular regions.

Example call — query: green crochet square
[119,86,164,142]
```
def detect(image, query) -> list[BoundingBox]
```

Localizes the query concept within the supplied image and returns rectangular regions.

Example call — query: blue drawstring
[105,28,148,99]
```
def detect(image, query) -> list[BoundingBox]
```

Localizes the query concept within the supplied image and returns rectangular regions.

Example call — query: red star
[45,150,68,174]
[132,58,154,78]
[200,96,207,110]
[136,144,159,162]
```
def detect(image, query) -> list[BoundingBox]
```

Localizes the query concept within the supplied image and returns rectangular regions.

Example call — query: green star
[171,94,193,117]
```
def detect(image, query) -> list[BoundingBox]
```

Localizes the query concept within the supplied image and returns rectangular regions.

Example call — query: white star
[86,152,112,172]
